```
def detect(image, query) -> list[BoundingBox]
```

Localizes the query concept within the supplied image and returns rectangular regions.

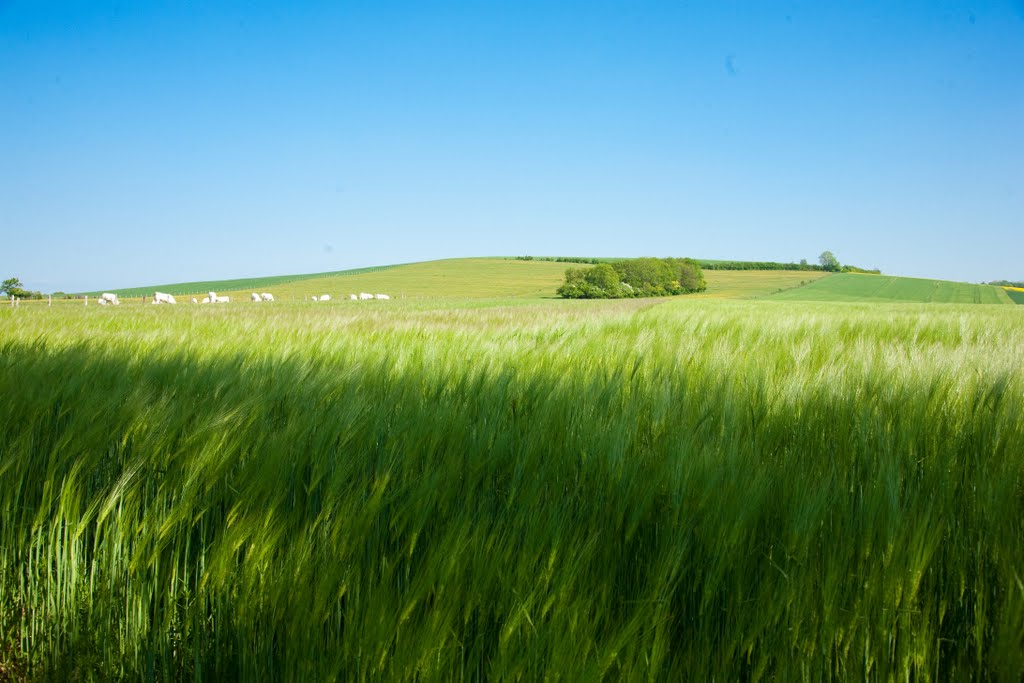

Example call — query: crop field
[770,273,1011,304]
[66,259,832,304]
[77,264,406,298]
[1,297,1021,680]
[250,261,829,301]
[691,269,829,299]
[1003,288,1024,305]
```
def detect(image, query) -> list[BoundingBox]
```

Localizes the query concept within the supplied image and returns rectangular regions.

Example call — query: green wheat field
[1,262,1022,680]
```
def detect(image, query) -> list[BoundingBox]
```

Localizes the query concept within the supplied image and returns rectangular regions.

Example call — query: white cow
[261,293,274,301]
[359,292,374,300]
[375,293,390,300]
[311,296,318,302]
[349,294,358,300]
[100,292,120,305]
[251,292,261,302]
[201,297,211,304]
[208,291,229,303]
[152,292,177,305]
[320,294,331,301]
[97,298,108,305]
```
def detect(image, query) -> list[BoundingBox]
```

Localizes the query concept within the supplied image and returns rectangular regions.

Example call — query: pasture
[769,272,1011,304]
[1,297,1022,680]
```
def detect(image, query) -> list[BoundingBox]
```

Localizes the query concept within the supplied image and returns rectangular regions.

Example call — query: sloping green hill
[770,273,1011,304]
[1003,288,1024,305]
[79,264,404,297]
[227,258,572,299]
[77,258,1008,304]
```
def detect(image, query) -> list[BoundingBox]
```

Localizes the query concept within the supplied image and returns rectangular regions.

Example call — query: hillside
[75,258,1014,305]
[80,258,829,302]
[768,273,1011,304]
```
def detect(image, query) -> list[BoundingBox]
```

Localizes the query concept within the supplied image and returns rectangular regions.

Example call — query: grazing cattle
[100,292,120,305]
[375,293,390,300]
[201,297,211,304]
[261,293,274,301]
[192,297,198,304]
[207,291,230,303]
[311,296,318,302]
[349,294,358,300]
[251,292,261,302]
[97,298,108,305]
[320,294,331,301]
[153,292,177,305]
[359,292,374,300]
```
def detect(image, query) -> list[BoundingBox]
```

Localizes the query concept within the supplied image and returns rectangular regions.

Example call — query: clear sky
[2,1,1022,292]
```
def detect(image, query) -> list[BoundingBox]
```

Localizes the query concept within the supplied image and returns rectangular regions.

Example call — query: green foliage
[0,300,1021,679]
[1,277,22,295]
[516,256,605,264]
[558,257,706,299]
[818,250,840,271]
[0,277,42,299]
[700,260,826,271]
[988,280,1024,288]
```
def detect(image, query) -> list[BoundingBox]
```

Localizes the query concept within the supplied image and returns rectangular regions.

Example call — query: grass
[1003,288,1024,305]
[1,298,1022,680]
[770,272,1011,304]
[692,270,830,299]
[240,258,572,300]
[77,264,406,298]
[74,257,1005,305]
[68,259,834,304]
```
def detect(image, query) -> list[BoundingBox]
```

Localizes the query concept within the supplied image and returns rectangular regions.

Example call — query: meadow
[1,296,1021,680]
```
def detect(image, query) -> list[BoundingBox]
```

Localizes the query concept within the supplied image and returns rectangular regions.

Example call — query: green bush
[558,258,706,299]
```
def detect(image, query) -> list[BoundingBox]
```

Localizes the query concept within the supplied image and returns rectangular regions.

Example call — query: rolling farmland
[74,258,832,303]
[769,272,1010,304]
[1,295,1022,680]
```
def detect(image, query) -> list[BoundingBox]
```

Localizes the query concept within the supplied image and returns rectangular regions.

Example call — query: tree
[1,277,23,296]
[818,251,840,272]
[558,258,706,299]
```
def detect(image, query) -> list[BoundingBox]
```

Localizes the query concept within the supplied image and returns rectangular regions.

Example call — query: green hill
[77,258,1011,305]
[78,264,406,298]
[769,273,1011,304]
[79,258,830,302]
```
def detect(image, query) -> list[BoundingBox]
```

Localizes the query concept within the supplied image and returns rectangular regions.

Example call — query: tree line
[557,258,707,299]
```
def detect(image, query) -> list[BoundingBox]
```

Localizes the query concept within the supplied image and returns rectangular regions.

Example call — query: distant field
[71,258,1007,305]
[693,270,829,299]
[207,260,829,301]
[78,264,406,298]
[1004,288,1024,305]
[79,258,835,302]
[238,258,571,300]
[770,272,1011,304]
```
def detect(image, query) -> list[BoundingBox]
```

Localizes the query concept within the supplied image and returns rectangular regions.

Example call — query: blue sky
[2,1,1022,292]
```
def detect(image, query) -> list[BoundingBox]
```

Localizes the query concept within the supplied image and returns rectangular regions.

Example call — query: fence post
[8,295,12,308]
[85,295,88,306]
[48,294,52,307]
